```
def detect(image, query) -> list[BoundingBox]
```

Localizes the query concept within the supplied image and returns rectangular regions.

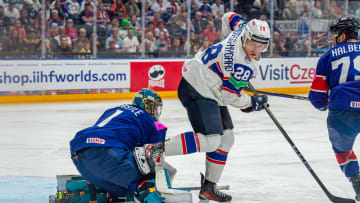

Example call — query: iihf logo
[148,65,165,88]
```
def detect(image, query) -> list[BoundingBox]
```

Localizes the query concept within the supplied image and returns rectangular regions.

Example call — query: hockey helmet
[243,19,270,52]
[330,17,360,41]
[133,88,163,120]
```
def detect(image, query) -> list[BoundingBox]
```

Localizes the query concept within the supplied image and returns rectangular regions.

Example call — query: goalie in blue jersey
[70,88,172,203]
[309,17,360,200]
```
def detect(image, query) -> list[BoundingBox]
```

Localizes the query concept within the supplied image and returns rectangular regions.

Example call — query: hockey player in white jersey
[150,12,271,202]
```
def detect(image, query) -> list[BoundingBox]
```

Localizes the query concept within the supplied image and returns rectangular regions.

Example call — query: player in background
[158,12,270,202]
[309,17,360,200]
[70,88,173,203]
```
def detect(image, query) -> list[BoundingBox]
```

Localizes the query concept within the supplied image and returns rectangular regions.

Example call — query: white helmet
[243,19,270,52]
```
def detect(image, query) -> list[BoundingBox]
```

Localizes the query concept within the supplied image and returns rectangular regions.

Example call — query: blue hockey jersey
[70,104,167,156]
[309,42,360,110]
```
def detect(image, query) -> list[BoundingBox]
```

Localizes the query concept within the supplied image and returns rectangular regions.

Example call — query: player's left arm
[309,56,329,110]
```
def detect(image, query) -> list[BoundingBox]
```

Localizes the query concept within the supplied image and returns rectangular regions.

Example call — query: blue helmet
[132,88,163,120]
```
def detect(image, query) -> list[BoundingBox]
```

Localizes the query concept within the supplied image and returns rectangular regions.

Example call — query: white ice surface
[0,96,358,202]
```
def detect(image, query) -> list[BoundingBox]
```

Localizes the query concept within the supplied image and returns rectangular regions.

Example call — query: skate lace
[213,185,226,198]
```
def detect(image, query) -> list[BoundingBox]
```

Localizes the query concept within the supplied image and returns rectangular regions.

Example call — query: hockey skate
[199,173,232,202]
[351,174,360,201]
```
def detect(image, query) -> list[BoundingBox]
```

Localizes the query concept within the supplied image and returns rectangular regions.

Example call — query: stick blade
[330,195,356,203]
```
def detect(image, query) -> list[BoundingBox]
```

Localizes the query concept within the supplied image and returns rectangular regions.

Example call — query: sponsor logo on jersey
[86,138,105,144]
[148,65,165,88]
[350,101,360,108]
[224,26,244,72]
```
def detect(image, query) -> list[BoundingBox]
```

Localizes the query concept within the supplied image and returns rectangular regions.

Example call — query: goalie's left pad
[134,146,152,175]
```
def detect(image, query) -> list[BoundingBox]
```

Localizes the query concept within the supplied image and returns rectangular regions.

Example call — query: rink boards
[0,57,317,104]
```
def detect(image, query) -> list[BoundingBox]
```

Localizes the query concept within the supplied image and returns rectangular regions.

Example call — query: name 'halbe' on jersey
[331,43,360,57]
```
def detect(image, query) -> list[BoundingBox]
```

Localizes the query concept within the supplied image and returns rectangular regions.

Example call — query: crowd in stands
[0,0,354,58]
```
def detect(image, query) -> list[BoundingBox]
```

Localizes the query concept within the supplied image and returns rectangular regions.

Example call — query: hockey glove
[241,95,268,113]
[145,142,165,172]
[136,179,165,203]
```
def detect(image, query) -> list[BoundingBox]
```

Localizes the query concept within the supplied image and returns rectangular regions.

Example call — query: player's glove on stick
[241,95,268,113]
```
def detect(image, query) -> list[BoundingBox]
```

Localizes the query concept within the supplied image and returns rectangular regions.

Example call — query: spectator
[119,18,136,39]
[145,21,156,36]
[123,28,139,53]
[80,0,95,13]
[96,2,110,31]
[198,38,209,52]
[5,0,20,21]
[190,2,199,19]
[150,12,162,28]
[110,0,127,21]
[64,18,77,41]
[48,9,63,28]
[151,0,166,14]
[66,0,81,24]
[129,14,140,37]
[8,28,23,53]
[53,34,72,58]
[193,11,207,35]
[154,19,169,40]
[167,0,180,15]
[202,20,217,45]
[211,0,224,20]
[105,27,123,51]
[108,39,121,53]
[10,19,26,39]
[45,0,51,20]
[155,31,168,51]
[51,0,67,20]
[74,27,90,51]
[46,23,60,50]
[23,28,40,53]
[143,31,157,52]
[144,2,154,22]
[169,3,186,23]
[19,8,31,31]
[160,5,172,23]
[327,1,341,19]
[144,40,156,52]
[80,3,94,26]
[125,0,139,17]
[312,0,323,19]
[168,37,183,53]
[55,25,71,46]
[0,6,11,27]
[198,0,211,18]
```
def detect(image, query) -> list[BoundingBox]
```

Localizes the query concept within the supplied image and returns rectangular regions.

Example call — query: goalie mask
[242,19,270,52]
[133,88,163,120]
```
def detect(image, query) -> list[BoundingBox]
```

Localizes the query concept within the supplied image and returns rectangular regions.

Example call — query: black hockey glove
[241,95,268,113]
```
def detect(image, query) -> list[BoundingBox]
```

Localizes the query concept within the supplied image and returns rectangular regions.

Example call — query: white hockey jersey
[182,12,258,109]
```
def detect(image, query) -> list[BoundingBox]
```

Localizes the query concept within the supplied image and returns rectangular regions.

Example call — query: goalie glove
[145,142,165,172]
[241,95,268,113]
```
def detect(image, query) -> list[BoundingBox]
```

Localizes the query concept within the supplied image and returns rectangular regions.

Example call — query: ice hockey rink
[0,96,358,203]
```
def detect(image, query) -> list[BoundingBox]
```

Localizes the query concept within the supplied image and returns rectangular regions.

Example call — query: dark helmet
[330,17,360,40]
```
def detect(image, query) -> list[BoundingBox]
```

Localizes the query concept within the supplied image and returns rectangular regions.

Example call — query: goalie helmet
[133,88,163,120]
[242,19,270,52]
[330,17,360,41]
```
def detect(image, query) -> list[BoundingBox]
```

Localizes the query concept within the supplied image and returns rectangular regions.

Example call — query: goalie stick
[247,82,356,203]
[173,185,230,191]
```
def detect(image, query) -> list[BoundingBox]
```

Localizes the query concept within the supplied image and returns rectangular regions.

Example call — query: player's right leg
[328,110,360,200]
[172,78,232,202]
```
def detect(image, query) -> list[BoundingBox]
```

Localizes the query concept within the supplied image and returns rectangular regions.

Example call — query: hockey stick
[247,82,355,203]
[253,89,309,101]
[173,185,230,191]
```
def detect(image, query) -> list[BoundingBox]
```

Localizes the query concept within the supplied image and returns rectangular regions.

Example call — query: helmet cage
[132,88,163,120]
